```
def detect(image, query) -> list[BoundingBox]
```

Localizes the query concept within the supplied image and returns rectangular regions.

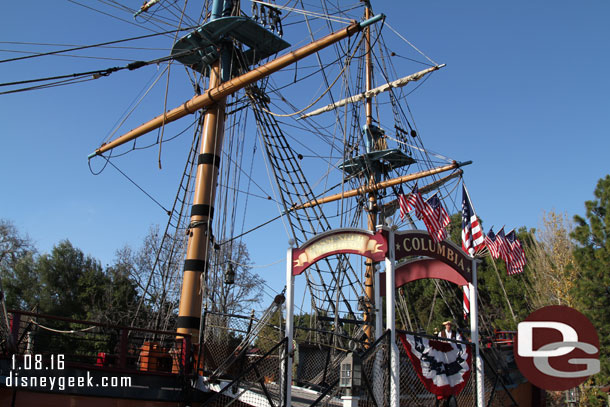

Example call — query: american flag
[461,184,485,256]
[485,228,500,259]
[505,230,526,275]
[495,228,512,266]
[398,183,426,221]
[463,285,470,320]
[422,194,451,243]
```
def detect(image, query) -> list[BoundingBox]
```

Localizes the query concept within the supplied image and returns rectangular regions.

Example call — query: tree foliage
[207,240,264,316]
[571,175,610,399]
[0,220,139,326]
[450,215,532,332]
[2,238,138,324]
[114,225,183,330]
[0,220,34,270]
[527,210,580,308]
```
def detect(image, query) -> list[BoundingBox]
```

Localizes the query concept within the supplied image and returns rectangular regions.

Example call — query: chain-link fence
[201,311,259,377]
[200,311,521,407]
[297,331,391,407]
[202,337,288,407]
[396,330,476,406]
[396,330,519,407]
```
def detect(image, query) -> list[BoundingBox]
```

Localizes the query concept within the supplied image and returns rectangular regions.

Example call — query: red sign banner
[392,230,472,283]
[292,229,387,275]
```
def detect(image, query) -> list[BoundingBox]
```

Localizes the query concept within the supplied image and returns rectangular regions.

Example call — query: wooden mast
[85,7,384,340]
[176,0,229,338]
[176,59,225,338]
[165,10,383,339]
[363,4,377,344]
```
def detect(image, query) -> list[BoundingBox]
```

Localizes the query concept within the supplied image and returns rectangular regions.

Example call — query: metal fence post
[470,258,485,406]
[282,247,295,407]
[119,328,128,369]
[385,229,399,407]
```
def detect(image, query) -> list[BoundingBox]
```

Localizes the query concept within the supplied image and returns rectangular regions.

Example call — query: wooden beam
[289,161,471,211]
[89,15,384,158]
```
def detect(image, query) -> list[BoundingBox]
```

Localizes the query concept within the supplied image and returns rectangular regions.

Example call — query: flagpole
[469,257,485,407]
[486,251,517,324]
[462,182,478,215]
[463,181,484,405]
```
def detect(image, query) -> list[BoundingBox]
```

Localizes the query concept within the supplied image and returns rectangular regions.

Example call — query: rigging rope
[130,114,203,329]
[248,88,366,334]
[97,154,171,215]
[0,25,198,64]
[385,22,439,66]
[157,0,190,170]
[252,0,352,24]
[28,320,97,334]
[259,61,348,117]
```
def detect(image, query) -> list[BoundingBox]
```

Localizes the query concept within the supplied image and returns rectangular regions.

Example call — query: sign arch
[379,230,474,295]
[291,228,387,275]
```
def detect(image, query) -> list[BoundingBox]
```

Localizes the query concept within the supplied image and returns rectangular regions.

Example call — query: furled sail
[299,64,445,119]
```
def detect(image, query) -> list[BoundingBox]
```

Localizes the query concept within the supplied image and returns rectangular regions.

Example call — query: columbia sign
[514,305,600,391]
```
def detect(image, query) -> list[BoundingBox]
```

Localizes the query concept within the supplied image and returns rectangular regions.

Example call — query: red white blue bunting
[399,333,472,398]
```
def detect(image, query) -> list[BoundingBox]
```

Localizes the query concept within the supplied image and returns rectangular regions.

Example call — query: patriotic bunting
[399,333,472,398]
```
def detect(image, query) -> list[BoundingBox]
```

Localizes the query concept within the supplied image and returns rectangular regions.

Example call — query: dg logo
[514,305,600,391]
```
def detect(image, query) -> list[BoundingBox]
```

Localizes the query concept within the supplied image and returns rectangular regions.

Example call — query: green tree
[0,220,35,270]
[100,262,140,326]
[449,214,533,332]
[571,175,610,404]
[34,240,107,320]
[0,219,38,311]
[3,234,139,325]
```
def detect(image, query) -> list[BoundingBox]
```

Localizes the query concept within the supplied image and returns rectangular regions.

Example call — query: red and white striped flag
[398,183,426,221]
[485,228,500,259]
[495,228,515,274]
[461,184,485,256]
[505,230,526,275]
[462,285,470,320]
[422,194,451,243]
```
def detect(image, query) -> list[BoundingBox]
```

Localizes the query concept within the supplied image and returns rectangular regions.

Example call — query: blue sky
[1,0,609,288]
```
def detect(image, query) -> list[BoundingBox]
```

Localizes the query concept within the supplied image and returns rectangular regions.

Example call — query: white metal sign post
[385,229,399,407]
[283,247,295,407]
[469,258,484,407]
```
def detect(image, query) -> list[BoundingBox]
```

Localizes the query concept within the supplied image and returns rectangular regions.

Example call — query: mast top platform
[171,16,290,73]
[339,124,415,177]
